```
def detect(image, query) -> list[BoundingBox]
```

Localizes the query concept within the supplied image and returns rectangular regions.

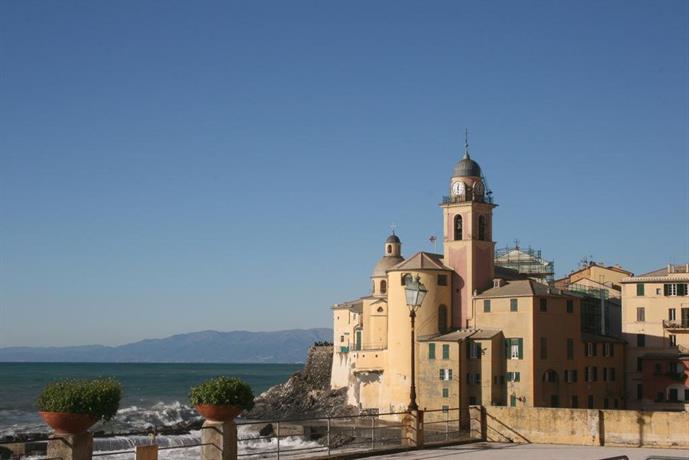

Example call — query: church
[330,145,626,416]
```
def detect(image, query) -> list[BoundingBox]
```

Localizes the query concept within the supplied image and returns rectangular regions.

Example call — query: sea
[0,362,319,458]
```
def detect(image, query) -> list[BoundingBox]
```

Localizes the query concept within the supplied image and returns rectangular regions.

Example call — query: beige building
[621,265,689,410]
[330,147,625,417]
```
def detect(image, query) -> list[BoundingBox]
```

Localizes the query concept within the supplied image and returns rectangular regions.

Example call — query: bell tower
[440,138,496,328]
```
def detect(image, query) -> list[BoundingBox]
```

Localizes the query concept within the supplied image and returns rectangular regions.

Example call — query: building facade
[621,265,689,410]
[330,148,625,416]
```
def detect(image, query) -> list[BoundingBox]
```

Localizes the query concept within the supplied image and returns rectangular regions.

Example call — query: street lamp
[404,274,428,412]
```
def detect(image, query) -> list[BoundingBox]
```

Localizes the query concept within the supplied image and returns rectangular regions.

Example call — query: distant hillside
[0,328,333,363]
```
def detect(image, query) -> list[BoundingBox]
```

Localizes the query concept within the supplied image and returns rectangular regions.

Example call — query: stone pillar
[402,410,424,448]
[46,432,93,460]
[135,444,158,460]
[201,420,238,460]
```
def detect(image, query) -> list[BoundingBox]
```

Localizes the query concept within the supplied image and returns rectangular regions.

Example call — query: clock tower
[441,144,496,328]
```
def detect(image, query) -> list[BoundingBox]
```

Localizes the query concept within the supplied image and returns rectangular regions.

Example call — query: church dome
[385,234,401,244]
[453,152,482,177]
[372,255,404,277]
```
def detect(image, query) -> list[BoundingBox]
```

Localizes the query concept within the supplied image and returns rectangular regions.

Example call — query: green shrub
[189,377,255,411]
[37,378,122,421]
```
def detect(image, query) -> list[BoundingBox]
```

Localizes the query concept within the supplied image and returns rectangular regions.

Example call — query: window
[510,394,517,407]
[428,343,436,359]
[340,335,344,343]
[637,358,643,372]
[603,367,608,381]
[439,368,452,381]
[540,298,547,312]
[401,273,412,286]
[506,372,521,382]
[585,342,596,357]
[603,343,612,357]
[637,334,646,347]
[437,274,448,286]
[442,344,450,360]
[454,215,462,240]
[669,308,677,321]
[506,338,524,359]
[355,330,362,351]
[550,395,560,408]
[637,283,645,296]
[543,370,557,383]
[670,335,677,347]
[380,280,387,294]
[603,398,609,409]
[442,405,449,413]
[510,298,518,312]
[636,307,645,322]
[469,341,481,359]
[654,363,662,375]
[442,388,449,398]
[685,389,689,401]
[564,369,577,383]
[609,368,616,381]
[566,299,574,313]
[478,215,486,241]
[637,384,643,400]
[483,299,491,312]
[587,395,594,409]
[540,337,548,360]
[438,305,448,334]
[664,283,688,296]
[386,245,392,254]
[585,366,598,382]
[669,389,679,402]
[571,395,579,408]
[567,339,574,360]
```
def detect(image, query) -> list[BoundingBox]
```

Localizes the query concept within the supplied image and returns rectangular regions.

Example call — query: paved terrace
[370,442,689,460]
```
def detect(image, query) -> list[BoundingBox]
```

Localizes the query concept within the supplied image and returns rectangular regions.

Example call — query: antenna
[390,223,397,235]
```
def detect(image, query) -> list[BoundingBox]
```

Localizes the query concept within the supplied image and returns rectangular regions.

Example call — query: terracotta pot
[39,411,98,434]
[195,404,242,422]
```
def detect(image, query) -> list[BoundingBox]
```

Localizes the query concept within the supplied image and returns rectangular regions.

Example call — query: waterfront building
[330,146,625,415]
[621,265,689,410]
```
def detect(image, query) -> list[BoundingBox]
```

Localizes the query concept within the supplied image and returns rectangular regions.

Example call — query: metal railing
[663,319,689,329]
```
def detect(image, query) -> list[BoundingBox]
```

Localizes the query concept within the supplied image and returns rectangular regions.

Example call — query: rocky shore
[248,345,358,421]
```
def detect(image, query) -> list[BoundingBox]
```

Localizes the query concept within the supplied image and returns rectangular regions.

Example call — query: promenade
[370,442,689,460]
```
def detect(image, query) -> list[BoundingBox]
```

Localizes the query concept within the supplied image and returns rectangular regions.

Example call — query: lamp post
[404,274,428,412]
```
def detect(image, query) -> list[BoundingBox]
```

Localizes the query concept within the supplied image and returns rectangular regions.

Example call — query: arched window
[478,215,486,241]
[438,305,448,334]
[386,244,392,254]
[380,280,387,294]
[371,280,375,294]
[542,369,558,383]
[454,215,462,241]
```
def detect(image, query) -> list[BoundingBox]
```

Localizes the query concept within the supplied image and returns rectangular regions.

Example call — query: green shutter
[510,394,517,406]
[484,299,491,312]
[637,283,645,296]
[515,372,520,382]
[442,344,450,360]
[664,284,670,296]
[518,338,524,359]
[429,343,436,359]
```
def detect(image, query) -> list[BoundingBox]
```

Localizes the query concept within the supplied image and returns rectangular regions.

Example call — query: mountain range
[0,328,332,363]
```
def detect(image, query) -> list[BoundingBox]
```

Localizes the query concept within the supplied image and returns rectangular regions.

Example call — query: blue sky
[1,1,687,347]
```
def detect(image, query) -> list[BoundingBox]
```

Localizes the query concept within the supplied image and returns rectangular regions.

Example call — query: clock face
[473,180,485,198]
[452,181,465,196]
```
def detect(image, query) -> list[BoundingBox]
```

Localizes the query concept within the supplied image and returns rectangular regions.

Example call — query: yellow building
[330,147,625,416]
[620,265,689,411]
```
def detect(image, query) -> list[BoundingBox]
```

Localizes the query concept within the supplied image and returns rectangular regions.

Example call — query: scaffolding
[494,243,555,284]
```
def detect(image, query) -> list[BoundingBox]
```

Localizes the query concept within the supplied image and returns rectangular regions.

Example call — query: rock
[247,345,358,420]
[258,423,274,437]
[0,446,12,460]
[325,433,356,448]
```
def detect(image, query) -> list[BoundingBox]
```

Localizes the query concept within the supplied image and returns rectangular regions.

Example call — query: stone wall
[471,405,689,449]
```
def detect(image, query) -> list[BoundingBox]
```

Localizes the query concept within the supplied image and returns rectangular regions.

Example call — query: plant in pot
[190,377,254,422]
[37,378,122,434]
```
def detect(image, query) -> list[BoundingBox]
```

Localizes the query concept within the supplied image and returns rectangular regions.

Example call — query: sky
[1,1,688,347]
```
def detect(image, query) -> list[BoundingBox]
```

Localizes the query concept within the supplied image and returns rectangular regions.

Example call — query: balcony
[663,319,689,331]
[441,193,494,205]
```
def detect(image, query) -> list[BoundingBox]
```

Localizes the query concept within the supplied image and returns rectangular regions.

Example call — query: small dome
[386,234,401,244]
[372,255,404,277]
[453,152,481,177]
